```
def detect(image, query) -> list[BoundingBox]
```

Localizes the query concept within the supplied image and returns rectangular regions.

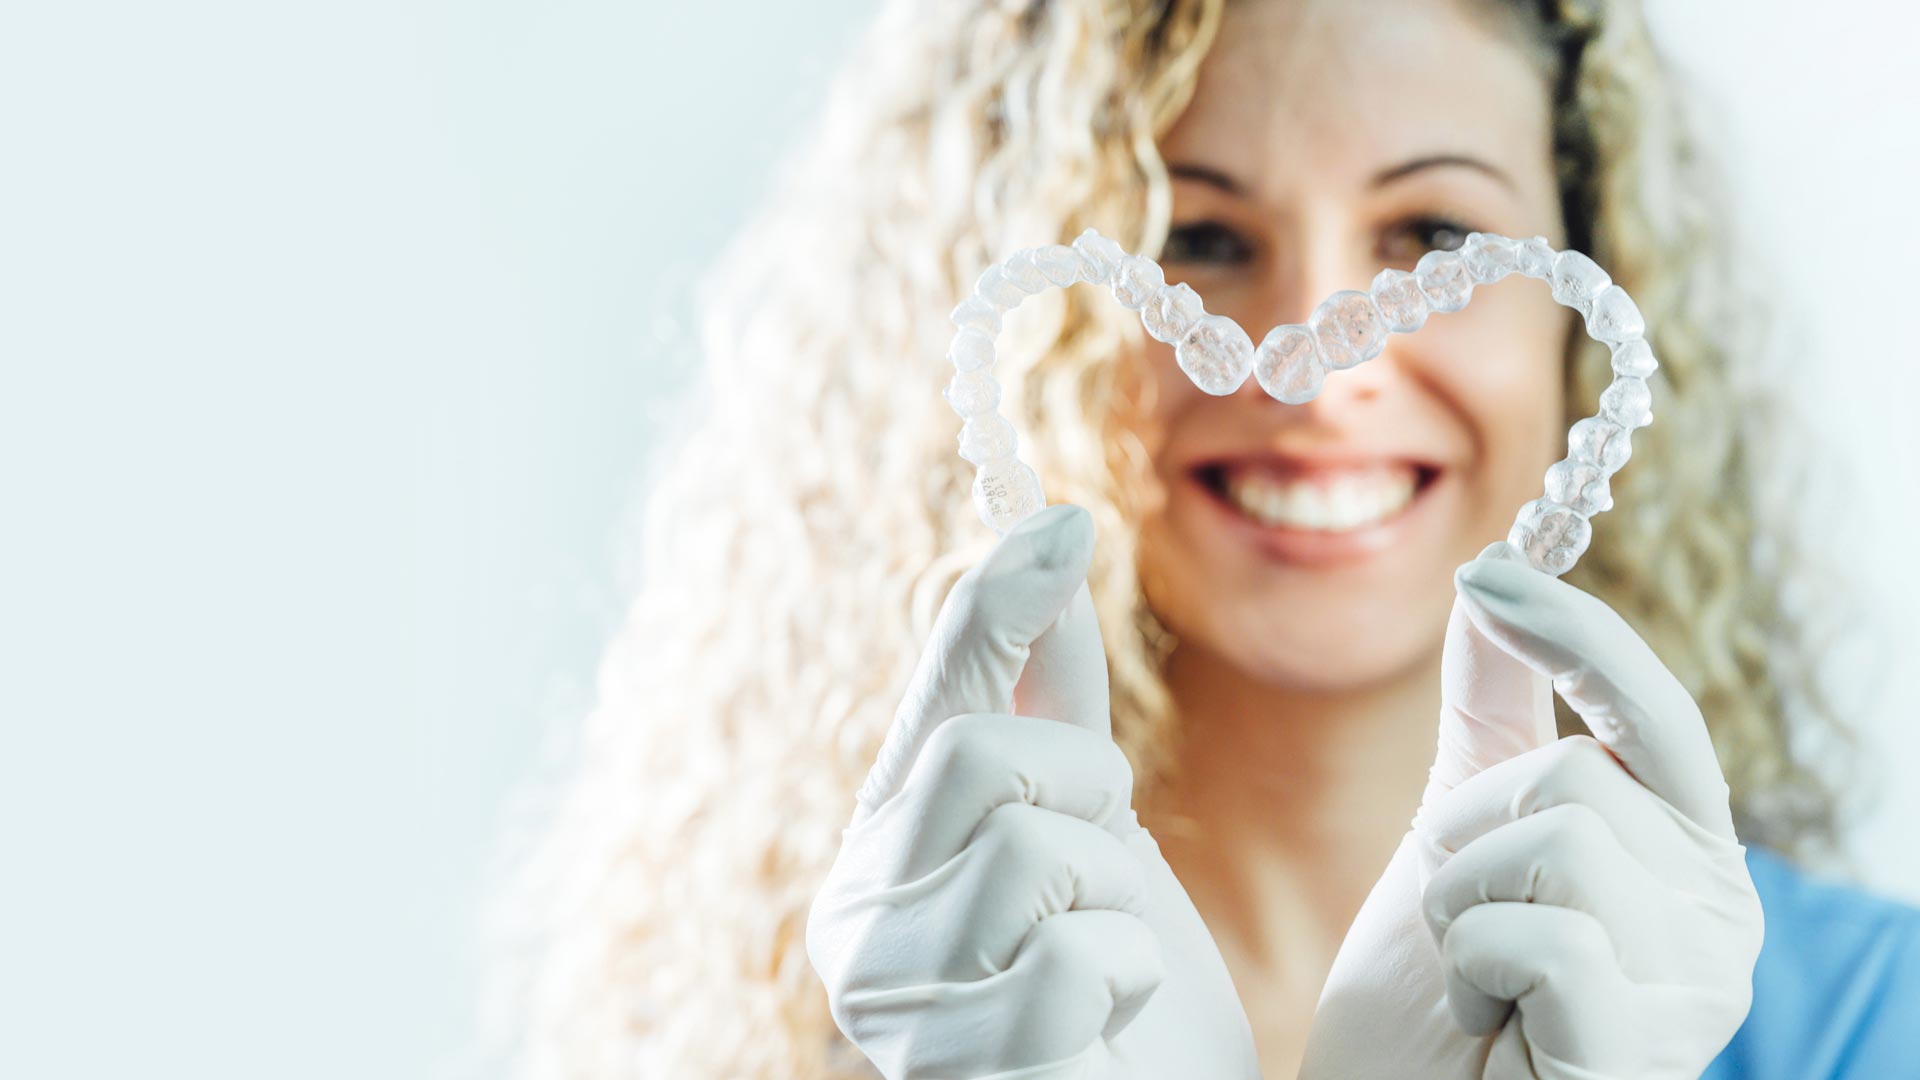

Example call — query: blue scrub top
[1702,845,1920,1078]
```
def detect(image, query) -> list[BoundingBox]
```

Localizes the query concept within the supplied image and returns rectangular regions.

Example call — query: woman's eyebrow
[1371,153,1518,192]
[1168,161,1247,196]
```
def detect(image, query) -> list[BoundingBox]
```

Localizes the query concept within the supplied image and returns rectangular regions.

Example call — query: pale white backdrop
[1,2,1912,1077]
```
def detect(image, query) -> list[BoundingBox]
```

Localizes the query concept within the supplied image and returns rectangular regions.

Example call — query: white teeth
[1221,467,1418,531]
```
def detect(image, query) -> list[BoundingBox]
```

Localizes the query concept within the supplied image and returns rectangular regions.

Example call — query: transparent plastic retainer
[944,230,1654,577]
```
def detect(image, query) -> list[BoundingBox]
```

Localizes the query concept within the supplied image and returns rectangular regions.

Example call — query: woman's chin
[1244,628,1441,693]
[1156,576,1457,696]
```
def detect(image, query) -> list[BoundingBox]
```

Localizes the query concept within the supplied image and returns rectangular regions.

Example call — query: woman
[493,0,1920,1076]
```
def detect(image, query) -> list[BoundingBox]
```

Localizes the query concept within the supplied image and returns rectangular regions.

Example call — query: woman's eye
[1163,221,1252,266]
[1381,215,1472,265]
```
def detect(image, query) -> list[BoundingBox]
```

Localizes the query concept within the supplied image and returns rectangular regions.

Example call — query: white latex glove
[1300,541,1765,1079]
[806,504,1261,1080]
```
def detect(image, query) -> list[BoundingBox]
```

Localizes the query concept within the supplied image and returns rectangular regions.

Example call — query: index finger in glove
[1453,556,1737,842]
[1418,734,1707,888]
[854,504,1109,825]
[1422,802,1677,969]
[873,712,1135,883]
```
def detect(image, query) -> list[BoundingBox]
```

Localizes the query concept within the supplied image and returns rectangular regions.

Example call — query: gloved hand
[806,503,1261,1079]
[1300,541,1765,1078]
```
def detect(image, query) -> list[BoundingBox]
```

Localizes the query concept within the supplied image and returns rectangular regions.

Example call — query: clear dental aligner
[943,229,1656,577]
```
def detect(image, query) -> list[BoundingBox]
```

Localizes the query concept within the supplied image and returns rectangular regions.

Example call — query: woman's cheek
[1427,297,1568,489]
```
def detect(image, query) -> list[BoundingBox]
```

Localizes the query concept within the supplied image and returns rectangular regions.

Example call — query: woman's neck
[1142,640,1445,978]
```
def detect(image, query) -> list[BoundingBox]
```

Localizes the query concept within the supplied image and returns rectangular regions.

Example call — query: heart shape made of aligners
[942,229,1657,577]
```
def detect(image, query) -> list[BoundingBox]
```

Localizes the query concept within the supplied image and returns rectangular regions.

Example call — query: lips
[1188,455,1445,565]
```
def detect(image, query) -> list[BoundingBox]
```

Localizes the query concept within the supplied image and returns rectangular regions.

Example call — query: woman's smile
[1186,454,1447,567]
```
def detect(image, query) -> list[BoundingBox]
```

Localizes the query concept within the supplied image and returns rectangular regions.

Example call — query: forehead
[1160,0,1555,196]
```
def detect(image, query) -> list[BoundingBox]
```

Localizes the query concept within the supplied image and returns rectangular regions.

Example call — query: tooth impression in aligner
[944,227,1655,578]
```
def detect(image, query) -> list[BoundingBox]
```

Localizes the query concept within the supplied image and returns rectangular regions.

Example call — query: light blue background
[1,2,1912,1077]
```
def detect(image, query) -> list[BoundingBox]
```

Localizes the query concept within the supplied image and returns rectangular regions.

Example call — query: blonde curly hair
[486,0,1861,1075]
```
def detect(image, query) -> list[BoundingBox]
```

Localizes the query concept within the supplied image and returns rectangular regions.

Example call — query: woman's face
[1133,0,1573,693]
